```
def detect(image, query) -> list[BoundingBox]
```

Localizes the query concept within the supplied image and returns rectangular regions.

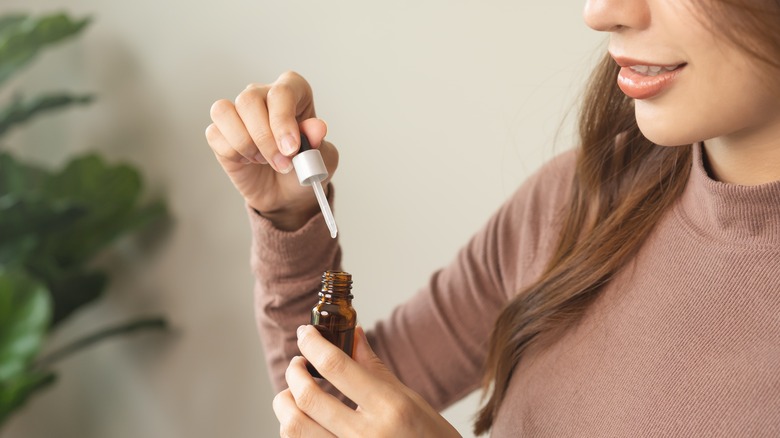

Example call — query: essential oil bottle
[307,270,357,378]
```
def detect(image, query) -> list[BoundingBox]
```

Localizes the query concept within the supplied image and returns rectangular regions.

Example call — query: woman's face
[583,0,780,149]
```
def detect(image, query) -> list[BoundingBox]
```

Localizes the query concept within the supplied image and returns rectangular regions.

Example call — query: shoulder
[489,148,579,295]
[524,148,577,199]
[503,148,578,229]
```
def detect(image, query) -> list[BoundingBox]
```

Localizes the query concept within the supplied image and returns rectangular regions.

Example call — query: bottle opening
[320,270,353,298]
[321,270,352,290]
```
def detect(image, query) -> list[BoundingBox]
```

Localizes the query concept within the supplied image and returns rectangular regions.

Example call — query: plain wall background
[2,1,602,437]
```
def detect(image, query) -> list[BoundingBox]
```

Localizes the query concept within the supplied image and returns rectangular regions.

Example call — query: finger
[352,326,377,363]
[272,389,336,438]
[266,80,304,157]
[205,123,250,164]
[263,72,314,169]
[234,85,292,173]
[209,99,261,164]
[299,118,328,148]
[275,71,317,120]
[286,356,357,436]
[296,325,394,409]
[352,326,399,382]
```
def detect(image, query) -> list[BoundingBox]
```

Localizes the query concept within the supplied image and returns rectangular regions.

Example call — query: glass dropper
[291,133,338,238]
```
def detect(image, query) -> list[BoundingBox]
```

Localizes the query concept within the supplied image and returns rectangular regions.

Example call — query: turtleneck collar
[676,143,780,248]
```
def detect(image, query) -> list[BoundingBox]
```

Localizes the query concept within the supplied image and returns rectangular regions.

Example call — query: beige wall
[2,1,601,437]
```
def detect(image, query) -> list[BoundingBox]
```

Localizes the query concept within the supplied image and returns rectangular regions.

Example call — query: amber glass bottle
[307,270,357,378]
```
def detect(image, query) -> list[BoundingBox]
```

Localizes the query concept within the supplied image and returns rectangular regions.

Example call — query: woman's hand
[273,325,462,438]
[205,71,339,231]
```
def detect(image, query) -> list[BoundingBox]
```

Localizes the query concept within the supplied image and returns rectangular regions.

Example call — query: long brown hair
[474,1,780,434]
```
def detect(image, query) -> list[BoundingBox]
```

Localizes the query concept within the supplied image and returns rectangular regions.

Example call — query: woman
[205,0,780,436]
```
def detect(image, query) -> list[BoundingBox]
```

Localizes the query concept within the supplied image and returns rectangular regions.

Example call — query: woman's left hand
[272,325,462,438]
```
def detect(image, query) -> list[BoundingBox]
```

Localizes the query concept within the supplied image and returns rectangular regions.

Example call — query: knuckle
[204,123,219,141]
[252,130,276,151]
[296,328,314,350]
[234,87,264,111]
[317,349,348,376]
[216,149,242,163]
[293,380,319,412]
[209,99,233,120]
[279,412,304,438]
[267,81,293,101]
[273,391,304,438]
[233,137,257,155]
[385,394,415,425]
[244,82,268,90]
[272,390,288,409]
[279,70,302,83]
[283,360,299,390]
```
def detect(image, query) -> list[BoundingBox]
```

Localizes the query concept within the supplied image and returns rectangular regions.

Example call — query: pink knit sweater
[250,144,780,437]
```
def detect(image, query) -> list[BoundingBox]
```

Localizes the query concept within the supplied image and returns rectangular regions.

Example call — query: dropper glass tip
[310,179,338,239]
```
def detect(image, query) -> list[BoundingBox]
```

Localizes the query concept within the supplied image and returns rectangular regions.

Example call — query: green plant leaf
[0,155,64,267]
[40,154,169,267]
[0,269,55,427]
[0,92,94,139]
[1,152,168,327]
[0,13,90,86]
[0,11,170,429]
[0,269,51,381]
[34,316,167,369]
[0,188,87,268]
[0,152,50,197]
[18,256,107,328]
[0,15,27,35]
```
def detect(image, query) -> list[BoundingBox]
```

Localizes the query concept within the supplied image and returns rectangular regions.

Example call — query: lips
[612,55,687,100]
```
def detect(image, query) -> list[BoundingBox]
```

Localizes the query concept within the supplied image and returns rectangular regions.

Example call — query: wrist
[253,204,320,231]
[251,183,332,231]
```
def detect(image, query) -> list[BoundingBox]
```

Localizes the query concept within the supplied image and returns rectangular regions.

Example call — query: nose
[583,0,651,32]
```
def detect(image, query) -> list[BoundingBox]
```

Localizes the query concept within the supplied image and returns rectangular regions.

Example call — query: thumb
[352,326,394,378]
[352,326,377,362]
[299,118,327,148]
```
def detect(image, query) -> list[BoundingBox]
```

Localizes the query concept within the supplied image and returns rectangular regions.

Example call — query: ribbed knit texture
[251,144,780,437]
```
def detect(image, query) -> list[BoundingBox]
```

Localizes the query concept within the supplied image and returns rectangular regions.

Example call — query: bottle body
[308,271,356,378]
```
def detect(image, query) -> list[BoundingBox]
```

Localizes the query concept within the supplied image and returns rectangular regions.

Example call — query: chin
[635,110,703,147]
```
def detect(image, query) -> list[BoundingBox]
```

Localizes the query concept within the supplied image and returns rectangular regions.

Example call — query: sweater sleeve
[365,201,523,409]
[365,150,576,410]
[250,193,342,391]
[252,151,576,407]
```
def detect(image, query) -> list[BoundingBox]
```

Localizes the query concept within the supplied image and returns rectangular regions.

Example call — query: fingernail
[280,135,298,156]
[240,157,251,164]
[254,153,267,164]
[273,154,293,174]
[297,325,306,338]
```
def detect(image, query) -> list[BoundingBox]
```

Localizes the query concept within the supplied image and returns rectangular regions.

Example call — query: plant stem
[33,317,168,370]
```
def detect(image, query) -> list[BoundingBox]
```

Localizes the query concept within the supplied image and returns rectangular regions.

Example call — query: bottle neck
[320,270,353,303]
[318,291,353,302]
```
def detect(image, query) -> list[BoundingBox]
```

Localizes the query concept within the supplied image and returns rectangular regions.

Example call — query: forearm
[249,201,342,391]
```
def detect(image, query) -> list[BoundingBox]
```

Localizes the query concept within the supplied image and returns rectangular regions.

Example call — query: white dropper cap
[292,134,338,238]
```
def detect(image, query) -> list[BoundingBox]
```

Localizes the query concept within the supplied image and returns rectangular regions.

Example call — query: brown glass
[307,270,357,378]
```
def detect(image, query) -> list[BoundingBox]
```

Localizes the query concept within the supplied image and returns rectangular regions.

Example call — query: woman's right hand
[205,71,339,231]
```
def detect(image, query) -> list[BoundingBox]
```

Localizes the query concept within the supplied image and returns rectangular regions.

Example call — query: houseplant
[0,12,168,428]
